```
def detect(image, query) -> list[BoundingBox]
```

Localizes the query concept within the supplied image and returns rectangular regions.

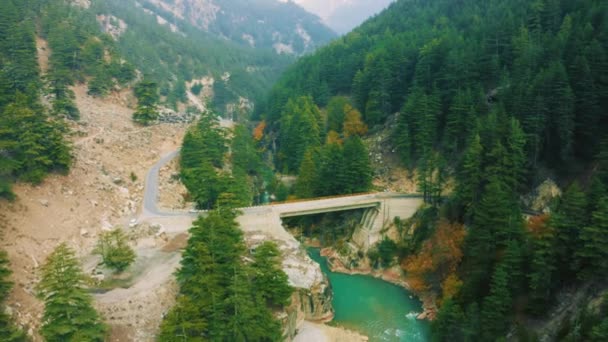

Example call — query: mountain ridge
[139,0,336,55]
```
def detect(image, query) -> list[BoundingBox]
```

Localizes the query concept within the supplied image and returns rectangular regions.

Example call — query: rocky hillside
[138,0,336,55]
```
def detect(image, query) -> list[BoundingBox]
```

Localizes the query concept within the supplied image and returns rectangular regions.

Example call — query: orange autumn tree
[402,220,466,298]
[527,213,551,238]
[343,104,368,137]
[253,120,266,141]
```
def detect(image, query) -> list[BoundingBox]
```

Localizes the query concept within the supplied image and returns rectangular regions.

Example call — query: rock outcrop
[243,232,334,340]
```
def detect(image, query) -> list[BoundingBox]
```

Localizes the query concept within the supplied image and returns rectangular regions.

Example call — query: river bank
[294,321,368,342]
[320,247,438,321]
[309,248,430,341]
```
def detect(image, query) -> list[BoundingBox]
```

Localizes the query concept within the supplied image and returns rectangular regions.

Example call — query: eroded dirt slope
[0,84,188,339]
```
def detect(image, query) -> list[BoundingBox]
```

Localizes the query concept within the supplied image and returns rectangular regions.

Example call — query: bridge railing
[189,192,424,213]
[268,192,378,206]
[236,192,377,211]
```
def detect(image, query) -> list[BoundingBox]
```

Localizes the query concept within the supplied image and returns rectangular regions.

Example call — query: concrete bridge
[141,151,424,248]
[237,193,423,249]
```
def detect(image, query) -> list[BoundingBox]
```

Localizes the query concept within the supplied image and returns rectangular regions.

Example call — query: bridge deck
[240,193,423,217]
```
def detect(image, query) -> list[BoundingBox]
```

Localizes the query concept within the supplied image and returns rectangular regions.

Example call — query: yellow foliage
[343,104,368,137]
[441,273,463,301]
[326,130,343,145]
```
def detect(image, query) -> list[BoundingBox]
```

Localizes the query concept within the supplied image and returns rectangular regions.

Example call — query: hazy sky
[287,0,395,34]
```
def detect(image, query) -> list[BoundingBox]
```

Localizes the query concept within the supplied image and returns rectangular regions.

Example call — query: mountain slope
[260,0,608,339]
[84,0,301,115]
[139,0,336,55]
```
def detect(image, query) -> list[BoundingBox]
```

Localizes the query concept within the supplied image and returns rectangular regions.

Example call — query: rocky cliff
[243,230,334,340]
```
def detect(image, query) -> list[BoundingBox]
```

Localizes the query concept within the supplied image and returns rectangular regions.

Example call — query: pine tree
[317,141,345,196]
[158,296,208,341]
[480,266,511,340]
[295,149,318,199]
[456,133,483,217]
[461,177,521,303]
[279,96,322,172]
[133,80,160,125]
[393,110,412,166]
[94,229,136,273]
[444,89,474,154]
[325,96,348,133]
[527,215,556,314]
[250,242,292,307]
[552,182,587,278]
[343,136,372,194]
[577,197,608,279]
[0,250,25,341]
[571,55,601,160]
[161,209,285,341]
[432,299,465,341]
[37,243,107,341]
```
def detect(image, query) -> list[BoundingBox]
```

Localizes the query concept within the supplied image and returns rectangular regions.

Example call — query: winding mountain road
[141,149,183,218]
[140,148,425,224]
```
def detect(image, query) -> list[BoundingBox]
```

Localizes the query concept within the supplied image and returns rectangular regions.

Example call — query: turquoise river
[308,248,430,342]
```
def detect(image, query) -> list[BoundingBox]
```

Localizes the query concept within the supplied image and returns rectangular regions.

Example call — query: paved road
[141,149,182,217]
[140,149,423,220]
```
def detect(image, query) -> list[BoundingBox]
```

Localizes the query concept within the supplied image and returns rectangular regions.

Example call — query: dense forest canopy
[261,0,607,179]
[258,0,608,339]
[0,0,73,199]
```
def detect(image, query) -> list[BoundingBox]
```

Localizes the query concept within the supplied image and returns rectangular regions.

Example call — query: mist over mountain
[140,0,336,55]
[291,0,394,34]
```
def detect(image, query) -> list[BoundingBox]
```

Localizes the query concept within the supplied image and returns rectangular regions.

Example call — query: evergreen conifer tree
[577,197,608,278]
[343,136,372,194]
[0,250,25,341]
[37,243,107,341]
[295,149,318,199]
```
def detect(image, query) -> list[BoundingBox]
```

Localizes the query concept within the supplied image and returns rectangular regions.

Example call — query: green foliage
[342,136,373,193]
[37,243,107,342]
[295,149,318,199]
[180,114,269,209]
[133,80,160,125]
[293,134,373,199]
[212,79,237,116]
[551,182,588,279]
[190,83,203,96]
[159,210,289,341]
[431,299,465,341]
[480,266,511,340]
[91,0,294,111]
[0,1,73,198]
[279,96,322,172]
[577,197,608,279]
[251,242,293,308]
[0,250,26,341]
[377,238,398,266]
[39,0,136,117]
[0,95,72,197]
[261,0,608,176]
[591,318,608,341]
[94,229,136,273]
[326,96,349,133]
